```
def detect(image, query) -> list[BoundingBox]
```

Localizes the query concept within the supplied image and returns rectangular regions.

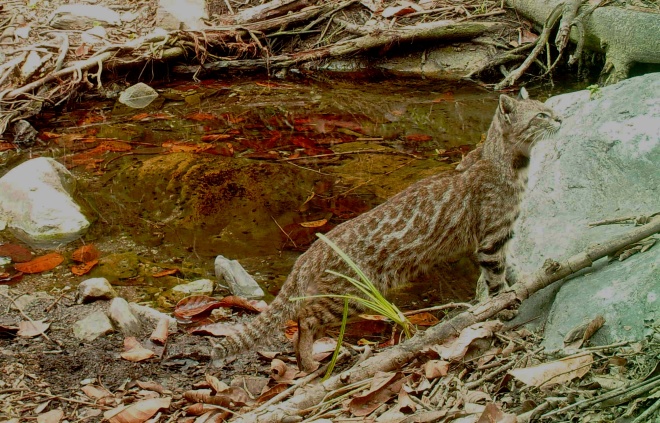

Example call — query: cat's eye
[536,112,550,119]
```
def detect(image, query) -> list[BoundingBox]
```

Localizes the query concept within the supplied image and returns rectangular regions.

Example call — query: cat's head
[497,90,562,157]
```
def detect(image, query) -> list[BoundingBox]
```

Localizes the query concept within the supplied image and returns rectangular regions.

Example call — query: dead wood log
[175,21,501,74]
[229,215,660,422]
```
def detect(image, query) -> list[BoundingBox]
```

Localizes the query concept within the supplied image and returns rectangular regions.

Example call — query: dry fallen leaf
[476,402,517,423]
[217,295,268,313]
[270,359,300,383]
[14,253,64,274]
[71,245,100,262]
[407,312,439,326]
[424,360,450,379]
[121,337,155,362]
[174,295,223,319]
[435,321,503,361]
[71,259,99,276]
[105,397,171,423]
[509,353,594,387]
[81,384,113,400]
[37,408,64,423]
[349,372,405,417]
[256,383,288,404]
[18,320,50,337]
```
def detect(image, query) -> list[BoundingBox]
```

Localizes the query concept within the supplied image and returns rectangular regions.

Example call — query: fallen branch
[229,215,660,422]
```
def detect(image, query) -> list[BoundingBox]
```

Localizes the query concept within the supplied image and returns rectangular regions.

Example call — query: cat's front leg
[475,239,509,301]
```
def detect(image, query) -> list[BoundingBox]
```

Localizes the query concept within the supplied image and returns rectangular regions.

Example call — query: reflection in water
[6,77,501,302]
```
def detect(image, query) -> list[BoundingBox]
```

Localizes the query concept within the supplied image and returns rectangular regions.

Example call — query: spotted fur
[212,93,561,372]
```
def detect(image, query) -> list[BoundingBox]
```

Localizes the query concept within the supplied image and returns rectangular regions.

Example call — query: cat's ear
[518,87,529,100]
[499,95,516,116]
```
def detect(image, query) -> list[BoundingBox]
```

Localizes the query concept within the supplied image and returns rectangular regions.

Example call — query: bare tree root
[229,215,660,423]
[174,20,501,74]
[496,0,609,89]
[494,3,563,90]
[554,0,582,52]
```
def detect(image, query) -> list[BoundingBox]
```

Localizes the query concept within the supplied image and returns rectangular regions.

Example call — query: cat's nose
[555,116,563,124]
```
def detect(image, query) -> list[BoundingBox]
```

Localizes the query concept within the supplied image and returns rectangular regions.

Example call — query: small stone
[129,302,177,332]
[77,277,116,304]
[108,297,142,336]
[12,120,38,147]
[73,311,114,341]
[215,255,264,299]
[170,279,214,302]
[93,252,139,281]
[156,0,208,30]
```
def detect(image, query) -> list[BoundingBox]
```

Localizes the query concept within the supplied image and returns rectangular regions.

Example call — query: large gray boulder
[0,157,90,249]
[508,73,660,350]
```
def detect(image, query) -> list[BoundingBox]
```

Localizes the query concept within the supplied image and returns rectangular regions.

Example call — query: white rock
[77,277,116,304]
[171,278,214,301]
[508,73,660,350]
[0,158,90,249]
[130,302,177,332]
[108,297,142,336]
[215,255,265,299]
[73,311,114,341]
[156,0,208,30]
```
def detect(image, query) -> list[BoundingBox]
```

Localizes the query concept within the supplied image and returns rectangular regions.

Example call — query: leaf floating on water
[0,142,17,152]
[405,134,433,143]
[18,319,50,337]
[185,112,218,121]
[200,134,232,142]
[152,268,179,278]
[14,253,64,274]
[299,219,328,228]
[0,243,33,262]
[72,245,100,262]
